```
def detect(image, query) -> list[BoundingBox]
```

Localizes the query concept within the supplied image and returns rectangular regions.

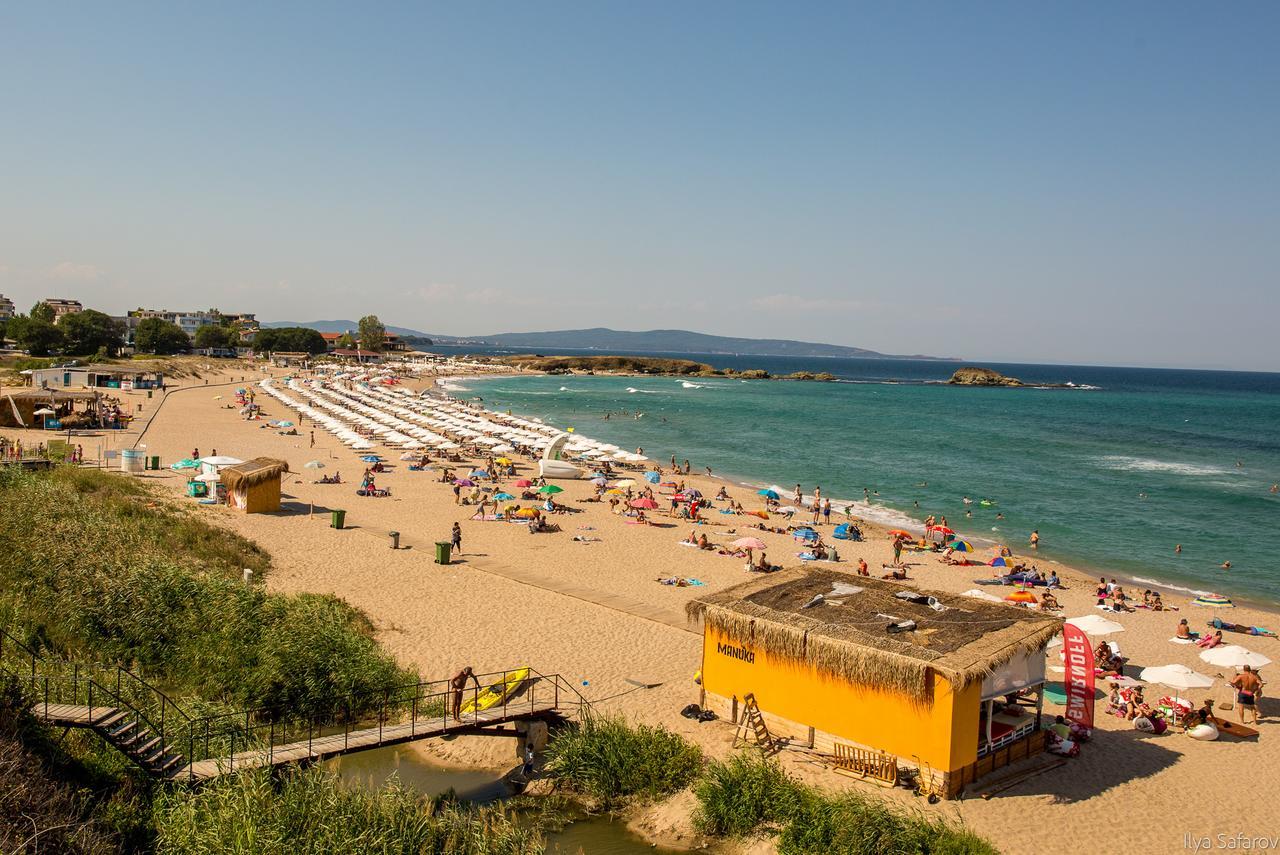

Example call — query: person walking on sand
[451,522,463,556]
[309,431,315,448]
[1230,666,1263,725]
[450,666,480,721]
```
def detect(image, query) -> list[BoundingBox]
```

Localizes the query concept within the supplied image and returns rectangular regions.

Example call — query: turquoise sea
[449,352,1280,605]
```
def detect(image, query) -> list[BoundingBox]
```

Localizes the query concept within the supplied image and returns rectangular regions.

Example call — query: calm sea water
[442,350,1280,605]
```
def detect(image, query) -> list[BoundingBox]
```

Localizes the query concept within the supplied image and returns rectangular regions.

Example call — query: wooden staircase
[37,702,187,777]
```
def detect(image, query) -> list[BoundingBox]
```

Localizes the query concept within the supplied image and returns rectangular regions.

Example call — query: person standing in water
[1030,530,1040,549]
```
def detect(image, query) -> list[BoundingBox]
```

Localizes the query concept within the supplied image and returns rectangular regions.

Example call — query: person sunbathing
[697,533,714,550]
[682,530,699,545]
[1175,619,1198,640]
[881,566,908,580]
[1107,683,1126,717]
[1110,589,1135,612]
[1040,590,1061,611]
[1196,629,1224,649]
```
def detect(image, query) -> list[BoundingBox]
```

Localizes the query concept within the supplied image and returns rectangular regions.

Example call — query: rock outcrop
[947,366,1024,387]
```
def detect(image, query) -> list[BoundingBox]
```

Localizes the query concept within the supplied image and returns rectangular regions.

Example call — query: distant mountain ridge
[444,328,951,360]
[263,322,953,360]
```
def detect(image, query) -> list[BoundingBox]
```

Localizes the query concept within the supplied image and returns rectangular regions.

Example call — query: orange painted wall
[702,626,981,771]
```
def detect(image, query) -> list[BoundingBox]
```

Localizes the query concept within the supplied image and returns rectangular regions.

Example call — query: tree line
[2,301,389,357]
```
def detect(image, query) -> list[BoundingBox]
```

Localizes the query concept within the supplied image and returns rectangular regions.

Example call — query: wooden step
[95,710,128,730]
[129,736,162,757]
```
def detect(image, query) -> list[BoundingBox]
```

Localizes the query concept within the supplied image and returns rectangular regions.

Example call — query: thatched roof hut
[687,568,1061,704]
[219,458,289,513]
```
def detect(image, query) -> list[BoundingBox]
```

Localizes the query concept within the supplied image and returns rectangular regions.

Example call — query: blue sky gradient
[2,3,1276,368]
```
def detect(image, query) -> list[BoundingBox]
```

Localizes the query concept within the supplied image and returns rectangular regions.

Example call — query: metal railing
[1,627,191,767]
[3,628,583,782]
[177,668,583,780]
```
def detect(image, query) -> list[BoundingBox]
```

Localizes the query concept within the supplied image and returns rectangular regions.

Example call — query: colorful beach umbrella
[629,498,659,509]
[515,479,533,487]
[758,489,780,500]
[1004,589,1038,604]
[684,488,703,498]
[537,485,563,495]
[590,476,608,486]
[169,459,200,470]
[929,525,955,535]
[988,556,1012,568]
[494,492,515,500]
[731,537,768,550]
[361,455,383,463]
[644,471,661,484]
[470,469,490,478]
[1191,594,1234,608]
[949,540,974,552]
[453,478,475,487]
[887,529,914,539]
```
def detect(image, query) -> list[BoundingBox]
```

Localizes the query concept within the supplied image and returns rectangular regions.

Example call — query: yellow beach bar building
[688,569,1063,798]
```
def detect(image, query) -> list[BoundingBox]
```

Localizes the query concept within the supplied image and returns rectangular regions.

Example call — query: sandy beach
[7,361,1278,854]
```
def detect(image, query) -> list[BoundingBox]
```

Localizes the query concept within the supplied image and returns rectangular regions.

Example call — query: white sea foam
[1096,455,1229,477]
[436,381,471,392]
[681,381,704,389]
[625,387,661,394]
[1129,576,1215,598]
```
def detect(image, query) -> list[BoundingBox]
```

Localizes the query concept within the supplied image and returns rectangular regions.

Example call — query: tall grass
[152,767,542,855]
[695,753,998,855]
[543,712,703,806]
[0,466,413,719]
[692,752,803,837]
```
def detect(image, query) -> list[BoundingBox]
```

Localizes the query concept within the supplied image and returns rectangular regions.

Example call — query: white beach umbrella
[1065,615,1126,635]
[304,460,326,469]
[1138,664,1215,690]
[1199,645,1272,670]
[962,589,1005,604]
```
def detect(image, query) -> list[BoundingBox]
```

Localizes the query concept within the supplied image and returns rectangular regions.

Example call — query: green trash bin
[149,455,160,470]
[435,542,452,565]
[331,509,347,530]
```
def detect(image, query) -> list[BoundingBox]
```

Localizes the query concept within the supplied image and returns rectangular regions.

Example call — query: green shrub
[693,753,997,854]
[693,752,803,836]
[152,767,542,855]
[0,466,413,719]
[543,712,703,805]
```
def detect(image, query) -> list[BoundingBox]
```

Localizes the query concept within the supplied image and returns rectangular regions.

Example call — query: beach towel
[1168,637,1196,644]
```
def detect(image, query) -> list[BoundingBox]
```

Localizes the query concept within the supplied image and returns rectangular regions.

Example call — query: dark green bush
[543,712,703,806]
[693,752,803,836]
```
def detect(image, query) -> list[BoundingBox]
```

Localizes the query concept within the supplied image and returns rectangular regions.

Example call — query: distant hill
[262,320,438,339]
[435,328,952,360]
[263,322,953,360]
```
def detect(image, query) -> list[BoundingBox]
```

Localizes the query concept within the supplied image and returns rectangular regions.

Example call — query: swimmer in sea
[1221,561,1231,570]
[1271,484,1278,494]
[996,512,1004,520]
[1175,544,1182,553]
[962,496,973,505]
[916,482,928,488]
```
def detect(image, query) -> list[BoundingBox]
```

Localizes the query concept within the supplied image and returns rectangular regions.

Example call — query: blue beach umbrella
[590,476,608,486]
[272,420,294,428]
[170,459,200,470]
[471,469,491,478]
[792,528,818,541]
[494,492,515,500]
[758,489,780,500]
[361,455,383,463]
[644,471,661,484]
[950,540,975,552]
[989,556,1012,568]
[832,523,852,540]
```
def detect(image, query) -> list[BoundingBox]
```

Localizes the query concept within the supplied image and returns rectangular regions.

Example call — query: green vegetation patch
[543,712,703,806]
[0,466,411,718]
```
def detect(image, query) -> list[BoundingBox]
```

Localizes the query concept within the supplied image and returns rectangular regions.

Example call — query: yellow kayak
[460,668,530,714]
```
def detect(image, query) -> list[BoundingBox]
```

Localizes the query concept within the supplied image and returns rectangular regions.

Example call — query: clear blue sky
[2,3,1276,369]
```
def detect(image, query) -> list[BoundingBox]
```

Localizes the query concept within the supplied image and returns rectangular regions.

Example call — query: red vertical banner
[1062,624,1096,728]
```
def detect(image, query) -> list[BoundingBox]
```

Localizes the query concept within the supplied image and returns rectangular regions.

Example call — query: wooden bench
[832,744,898,788]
